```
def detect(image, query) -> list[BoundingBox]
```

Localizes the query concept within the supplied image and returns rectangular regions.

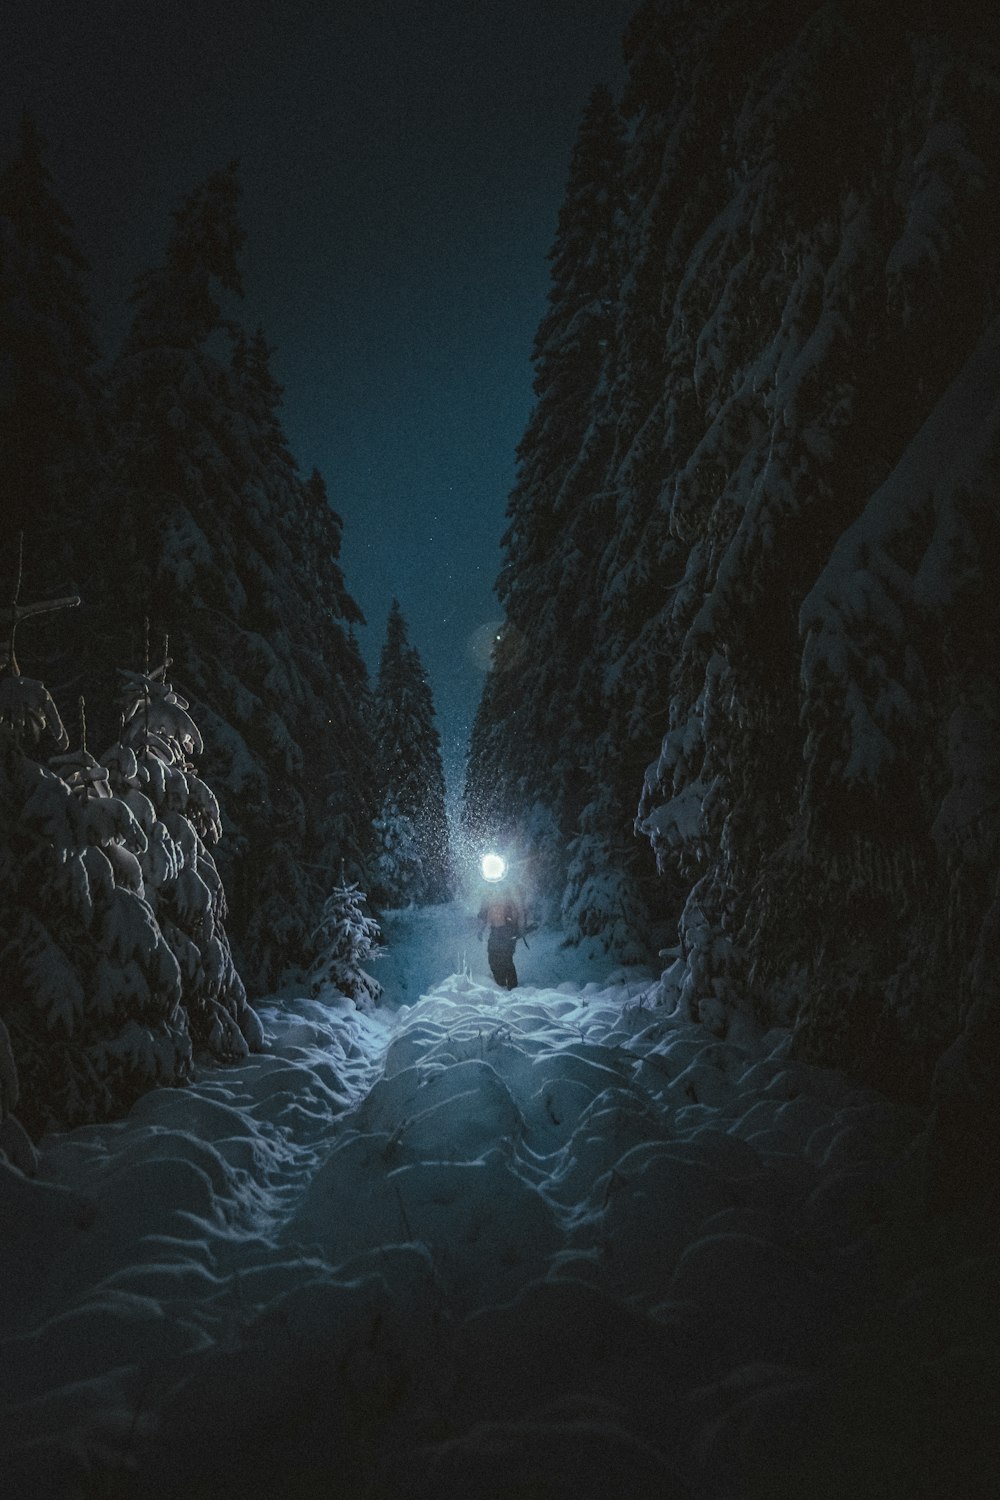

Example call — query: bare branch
[3,532,81,674]
[0,595,82,625]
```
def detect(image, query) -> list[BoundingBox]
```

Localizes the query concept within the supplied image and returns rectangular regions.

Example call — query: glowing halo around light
[481,852,507,883]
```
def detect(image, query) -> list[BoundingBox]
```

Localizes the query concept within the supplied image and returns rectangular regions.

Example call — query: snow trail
[1,911,996,1498]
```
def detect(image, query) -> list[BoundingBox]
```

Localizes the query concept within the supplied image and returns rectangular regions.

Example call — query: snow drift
[2,927,996,1498]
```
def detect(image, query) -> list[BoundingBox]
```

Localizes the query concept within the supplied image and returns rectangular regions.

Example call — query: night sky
[4,0,637,800]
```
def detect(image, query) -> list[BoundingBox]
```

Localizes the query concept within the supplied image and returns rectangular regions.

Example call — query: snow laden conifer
[626,0,1000,1104]
[371,600,451,908]
[591,0,999,1195]
[309,870,383,1010]
[0,567,38,1173]
[466,0,999,1202]
[0,582,193,1135]
[108,170,375,989]
[464,85,662,945]
[221,336,377,985]
[103,658,263,1061]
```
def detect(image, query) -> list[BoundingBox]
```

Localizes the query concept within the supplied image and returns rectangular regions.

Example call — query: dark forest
[2,3,998,1496]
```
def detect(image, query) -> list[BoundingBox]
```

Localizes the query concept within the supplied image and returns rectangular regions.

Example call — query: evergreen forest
[463,0,999,1207]
[3,0,998,1208]
[0,122,449,1137]
[2,4,999,1493]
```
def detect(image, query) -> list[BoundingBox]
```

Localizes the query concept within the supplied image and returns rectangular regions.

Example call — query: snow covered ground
[1,907,997,1499]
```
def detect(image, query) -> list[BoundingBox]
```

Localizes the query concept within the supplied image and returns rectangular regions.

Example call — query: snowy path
[1,915,997,1498]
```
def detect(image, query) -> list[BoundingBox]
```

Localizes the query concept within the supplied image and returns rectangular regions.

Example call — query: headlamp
[481,852,507,883]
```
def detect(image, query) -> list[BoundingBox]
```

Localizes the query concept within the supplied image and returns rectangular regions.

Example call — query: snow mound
[1,955,996,1498]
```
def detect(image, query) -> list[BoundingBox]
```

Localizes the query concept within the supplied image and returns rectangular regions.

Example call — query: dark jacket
[478,886,527,938]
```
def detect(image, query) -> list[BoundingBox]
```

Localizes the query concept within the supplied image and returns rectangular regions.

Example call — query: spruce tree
[464,84,658,941]
[627,0,1000,1073]
[309,872,383,1010]
[103,662,263,1060]
[0,588,195,1135]
[371,600,451,907]
[108,169,374,990]
[466,0,1000,1203]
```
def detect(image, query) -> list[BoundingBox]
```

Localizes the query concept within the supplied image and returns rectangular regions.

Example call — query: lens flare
[481,852,507,882]
[466,620,504,671]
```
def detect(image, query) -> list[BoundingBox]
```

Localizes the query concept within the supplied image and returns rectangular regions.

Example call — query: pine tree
[107,169,375,990]
[103,661,263,1061]
[463,83,663,945]
[371,600,451,907]
[610,0,999,1195]
[626,0,1000,1060]
[309,873,383,1010]
[0,584,194,1135]
[465,0,1000,1203]
[223,337,377,983]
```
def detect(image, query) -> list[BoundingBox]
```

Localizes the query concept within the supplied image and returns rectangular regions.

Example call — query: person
[477,874,528,990]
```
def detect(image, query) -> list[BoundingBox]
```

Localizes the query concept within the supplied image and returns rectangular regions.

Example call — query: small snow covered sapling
[309,869,384,1009]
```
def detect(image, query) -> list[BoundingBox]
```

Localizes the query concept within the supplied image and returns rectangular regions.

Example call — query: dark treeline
[464,0,999,1205]
[0,127,377,989]
[0,119,449,1135]
[371,599,453,909]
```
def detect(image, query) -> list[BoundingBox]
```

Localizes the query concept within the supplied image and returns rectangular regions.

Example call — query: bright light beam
[481,852,507,883]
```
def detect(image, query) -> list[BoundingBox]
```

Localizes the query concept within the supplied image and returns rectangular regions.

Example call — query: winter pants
[487,929,518,989]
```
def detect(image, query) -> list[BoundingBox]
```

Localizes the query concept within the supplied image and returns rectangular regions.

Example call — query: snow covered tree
[794,325,1000,1204]
[105,169,375,990]
[0,552,268,1133]
[608,0,999,1193]
[0,595,194,1134]
[1,139,378,997]
[103,662,263,1061]
[371,600,451,907]
[309,872,383,1010]
[372,795,425,907]
[463,81,663,946]
[471,0,1000,1201]
[220,340,377,983]
[462,642,521,855]
[627,0,1000,1069]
